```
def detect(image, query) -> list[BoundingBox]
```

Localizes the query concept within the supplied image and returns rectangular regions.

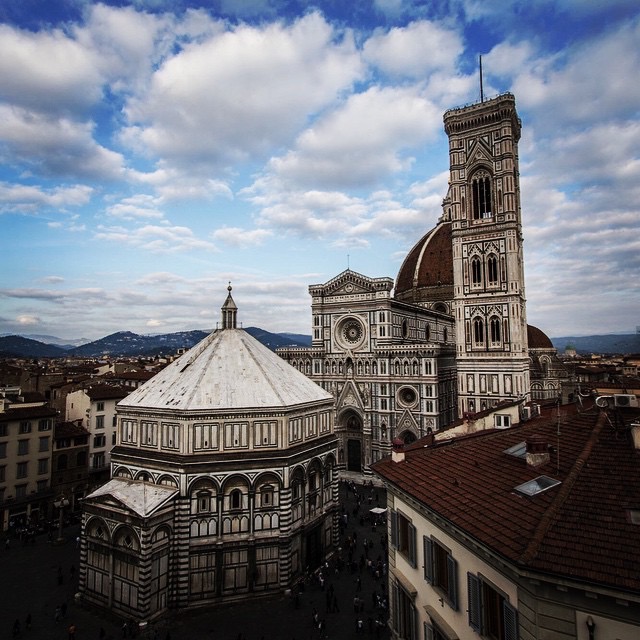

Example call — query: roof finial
[479,55,484,103]
[221,282,238,330]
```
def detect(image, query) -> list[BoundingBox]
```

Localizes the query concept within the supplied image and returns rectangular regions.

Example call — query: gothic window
[471,257,482,286]
[487,255,499,285]
[473,318,485,345]
[471,171,492,219]
[490,316,501,344]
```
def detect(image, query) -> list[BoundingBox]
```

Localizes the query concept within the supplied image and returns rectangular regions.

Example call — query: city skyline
[1,0,639,341]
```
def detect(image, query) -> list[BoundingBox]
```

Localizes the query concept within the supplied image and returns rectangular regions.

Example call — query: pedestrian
[68,623,77,640]
[5,538,9,551]
[55,607,61,624]
[12,619,20,638]
[100,627,106,640]
[25,614,31,631]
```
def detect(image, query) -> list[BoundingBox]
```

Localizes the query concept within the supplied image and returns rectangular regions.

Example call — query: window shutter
[408,523,417,567]
[503,600,518,640]
[391,581,400,632]
[447,554,458,610]
[423,536,433,583]
[467,572,481,632]
[390,510,398,549]
[424,621,434,640]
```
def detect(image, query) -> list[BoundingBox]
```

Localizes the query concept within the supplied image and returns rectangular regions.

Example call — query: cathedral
[278,93,568,478]
[79,288,339,619]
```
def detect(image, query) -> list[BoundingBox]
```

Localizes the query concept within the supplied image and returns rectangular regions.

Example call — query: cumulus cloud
[267,85,442,190]
[0,182,93,214]
[212,227,273,247]
[0,106,125,180]
[94,223,219,253]
[362,20,463,78]
[121,12,363,170]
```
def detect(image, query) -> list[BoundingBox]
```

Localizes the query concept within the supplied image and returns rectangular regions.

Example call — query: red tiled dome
[527,325,554,349]
[395,221,453,306]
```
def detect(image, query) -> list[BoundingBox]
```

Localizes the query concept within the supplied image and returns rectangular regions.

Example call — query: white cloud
[94,223,219,253]
[106,195,165,221]
[121,12,363,170]
[363,20,463,78]
[0,24,103,115]
[0,182,93,214]
[0,106,125,180]
[17,314,40,326]
[267,85,441,190]
[212,227,273,247]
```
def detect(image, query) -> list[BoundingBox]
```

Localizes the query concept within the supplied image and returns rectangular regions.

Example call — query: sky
[0,0,639,342]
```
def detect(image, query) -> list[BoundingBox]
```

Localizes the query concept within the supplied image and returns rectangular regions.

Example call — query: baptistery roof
[118,328,332,413]
[394,220,453,305]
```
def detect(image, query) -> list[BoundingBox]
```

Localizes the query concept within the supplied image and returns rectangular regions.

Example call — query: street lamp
[53,494,69,544]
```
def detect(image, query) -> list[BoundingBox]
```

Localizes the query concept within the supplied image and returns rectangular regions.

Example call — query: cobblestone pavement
[0,483,389,640]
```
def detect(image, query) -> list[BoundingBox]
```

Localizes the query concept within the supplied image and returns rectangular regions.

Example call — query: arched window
[230,489,242,510]
[487,255,499,285]
[471,257,482,285]
[490,316,501,343]
[473,318,484,345]
[472,171,492,219]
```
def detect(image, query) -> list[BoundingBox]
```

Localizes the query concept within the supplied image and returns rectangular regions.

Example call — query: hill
[551,333,640,355]
[0,327,311,359]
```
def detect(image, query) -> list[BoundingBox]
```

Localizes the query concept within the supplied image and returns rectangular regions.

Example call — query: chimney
[392,437,405,463]
[526,434,550,467]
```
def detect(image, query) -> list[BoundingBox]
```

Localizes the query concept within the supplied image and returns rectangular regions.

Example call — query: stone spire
[221,282,238,329]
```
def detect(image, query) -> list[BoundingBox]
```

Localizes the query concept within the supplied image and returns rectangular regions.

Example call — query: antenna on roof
[479,55,484,103]
[347,254,350,270]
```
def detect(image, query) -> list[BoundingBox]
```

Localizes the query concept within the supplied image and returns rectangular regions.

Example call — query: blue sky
[1,0,638,342]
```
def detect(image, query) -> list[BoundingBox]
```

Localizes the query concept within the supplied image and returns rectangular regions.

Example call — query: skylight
[514,475,561,497]
[504,441,527,459]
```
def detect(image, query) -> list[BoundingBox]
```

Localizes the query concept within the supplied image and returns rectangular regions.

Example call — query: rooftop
[373,403,640,594]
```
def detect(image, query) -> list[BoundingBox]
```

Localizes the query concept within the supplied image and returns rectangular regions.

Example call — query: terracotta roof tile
[373,406,640,594]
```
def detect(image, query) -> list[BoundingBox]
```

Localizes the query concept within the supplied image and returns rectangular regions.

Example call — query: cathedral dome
[395,221,453,307]
[527,325,554,350]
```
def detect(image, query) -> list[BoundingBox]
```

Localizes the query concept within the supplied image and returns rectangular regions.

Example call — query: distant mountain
[551,333,640,355]
[70,330,210,357]
[0,335,68,358]
[244,327,311,350]
[0,327,312,359]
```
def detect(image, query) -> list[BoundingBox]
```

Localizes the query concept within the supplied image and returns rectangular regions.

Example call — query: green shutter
[503,600,518,640]
[391,510,398,548]
[447,554,458,610]
[408,523,417,567]
[467,572,481,632]
[423,536,433,583]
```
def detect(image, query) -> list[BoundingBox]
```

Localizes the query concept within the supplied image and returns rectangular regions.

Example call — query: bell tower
[443,93,529,416]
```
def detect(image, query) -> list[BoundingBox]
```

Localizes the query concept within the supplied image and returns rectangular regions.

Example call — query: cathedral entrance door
[347,439,362,472]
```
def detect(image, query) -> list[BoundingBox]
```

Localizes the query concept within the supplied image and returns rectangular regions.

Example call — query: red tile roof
[372,406,640,594]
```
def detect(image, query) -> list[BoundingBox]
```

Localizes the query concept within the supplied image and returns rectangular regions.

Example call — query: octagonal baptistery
[80,288,339,620]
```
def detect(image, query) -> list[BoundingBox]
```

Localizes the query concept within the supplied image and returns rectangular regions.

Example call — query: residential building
[66,384,128,484]
[51,421,90,513]
[372,400,640,639]
[0,387,55,531]
[80,287,339,620]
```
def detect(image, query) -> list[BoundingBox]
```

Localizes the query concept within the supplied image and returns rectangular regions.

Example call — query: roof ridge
[239,330,288,405]
[518,411,607,565]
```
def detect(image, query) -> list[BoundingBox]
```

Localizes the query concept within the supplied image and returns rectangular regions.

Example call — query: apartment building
[66,384,128,485]
[0,387,56,531]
